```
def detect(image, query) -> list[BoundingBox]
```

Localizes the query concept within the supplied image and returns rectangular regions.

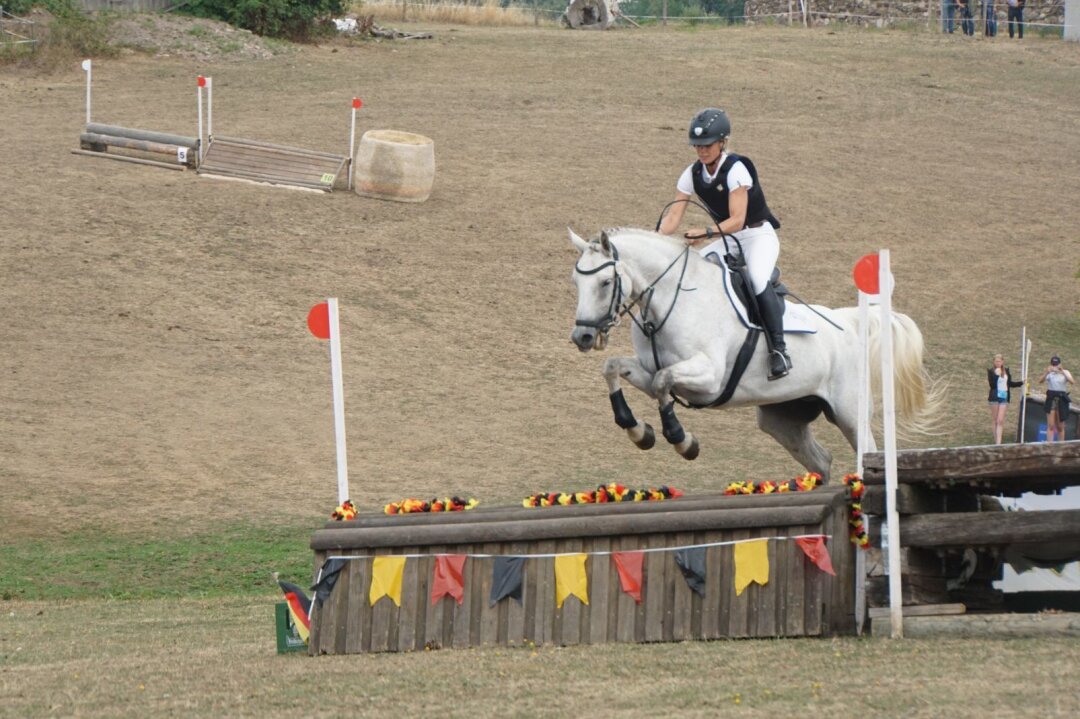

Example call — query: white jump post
[197,75,206,165]
[348,97,362,191]
[81,59,92,124]
[307,298,351,505]
[878,249,903,639]
[854,287,873,635]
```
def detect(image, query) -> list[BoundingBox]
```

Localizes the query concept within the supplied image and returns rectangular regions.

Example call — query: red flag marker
[852,253,880,295]
[307,302,330,339]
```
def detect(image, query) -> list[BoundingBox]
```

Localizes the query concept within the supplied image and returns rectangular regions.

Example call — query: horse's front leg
[651,353,720,461]
[603,357,657,450]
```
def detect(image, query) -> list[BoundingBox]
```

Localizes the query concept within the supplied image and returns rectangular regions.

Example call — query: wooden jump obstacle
[307,487,856,654]
[73,123,198,171]
[861,441,1080,617]
[198,136,348,193]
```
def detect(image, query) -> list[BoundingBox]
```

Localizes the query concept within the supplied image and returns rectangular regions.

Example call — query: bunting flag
[369,556,406,607]
[674,547,707,597]
[277,580,311,644]
[312,557,348,607]
[490,556,526,607]
[734,539,770,596]
[555,554,589,608]
[796,536,836,576]
[431,555,467,605]
[612,551,644,603]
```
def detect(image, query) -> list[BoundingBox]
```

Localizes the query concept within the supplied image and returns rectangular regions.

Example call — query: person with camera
[1039,356,1074,441]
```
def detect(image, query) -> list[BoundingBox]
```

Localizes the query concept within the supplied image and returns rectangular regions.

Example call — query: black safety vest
[691,153,780,231]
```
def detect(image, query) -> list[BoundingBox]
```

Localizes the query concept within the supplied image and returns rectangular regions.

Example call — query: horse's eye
[601,279,612,288]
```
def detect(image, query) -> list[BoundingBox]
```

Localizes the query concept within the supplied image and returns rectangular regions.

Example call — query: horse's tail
[865,310,946,438]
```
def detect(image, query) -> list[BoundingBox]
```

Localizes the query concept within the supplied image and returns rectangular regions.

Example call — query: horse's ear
[568,227,589,253]
[599,230,611,254]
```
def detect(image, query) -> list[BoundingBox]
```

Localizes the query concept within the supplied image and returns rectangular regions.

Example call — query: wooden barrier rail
[73,123,198,170]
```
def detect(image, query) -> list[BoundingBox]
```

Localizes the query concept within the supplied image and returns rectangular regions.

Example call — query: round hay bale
[353,130,435,203]
[563,0,614,29]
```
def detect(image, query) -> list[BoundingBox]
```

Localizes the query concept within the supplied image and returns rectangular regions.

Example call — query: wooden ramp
[198,136,348,192]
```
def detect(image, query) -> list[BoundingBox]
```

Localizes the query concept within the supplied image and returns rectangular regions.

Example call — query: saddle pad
[721,266,822,334]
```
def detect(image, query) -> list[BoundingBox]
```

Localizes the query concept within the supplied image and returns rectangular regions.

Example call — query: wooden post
[662,0,668,26]
[879,249,903,639]
[402,0,407,22]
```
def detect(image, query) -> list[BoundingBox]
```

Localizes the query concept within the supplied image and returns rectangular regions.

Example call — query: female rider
[658,108,789,380]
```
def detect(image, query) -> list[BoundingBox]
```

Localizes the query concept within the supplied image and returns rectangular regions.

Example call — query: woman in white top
[658,108,790,381]
[1040,355,1075,441]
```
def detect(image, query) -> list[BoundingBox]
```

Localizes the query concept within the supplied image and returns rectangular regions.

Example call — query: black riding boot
[756,288,792,381]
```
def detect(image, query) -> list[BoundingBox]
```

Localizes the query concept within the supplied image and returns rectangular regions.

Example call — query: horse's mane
[597,227,691,254]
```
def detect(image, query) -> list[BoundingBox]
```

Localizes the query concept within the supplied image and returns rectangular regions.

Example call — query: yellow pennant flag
[369,556,407,607]
[555,554,589,608]
[734,539,770,596]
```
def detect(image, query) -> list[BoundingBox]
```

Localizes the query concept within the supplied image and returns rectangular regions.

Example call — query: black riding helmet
[688,108,731,146]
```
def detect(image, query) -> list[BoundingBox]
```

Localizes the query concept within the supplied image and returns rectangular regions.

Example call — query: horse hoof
[632,423,656,450]
[678,436,700,461]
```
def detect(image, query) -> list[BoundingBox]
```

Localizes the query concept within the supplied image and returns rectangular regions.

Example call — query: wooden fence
[308,487,856,654]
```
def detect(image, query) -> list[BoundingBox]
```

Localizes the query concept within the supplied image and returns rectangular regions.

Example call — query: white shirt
[676,153,753,197]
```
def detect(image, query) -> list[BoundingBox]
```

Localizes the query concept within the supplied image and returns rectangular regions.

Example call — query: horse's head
[569,228,631,352]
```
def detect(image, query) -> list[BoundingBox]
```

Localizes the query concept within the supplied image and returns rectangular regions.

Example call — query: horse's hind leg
[603,357,656,450]
[756,402,833,482]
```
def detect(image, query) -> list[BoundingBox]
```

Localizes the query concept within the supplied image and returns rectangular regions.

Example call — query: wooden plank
[197,166,332,191]
[898,509,1080,547]
[614,535,640,644]
[861,485,979,515]
[478,542,501,647]
[212,135,346,160]
[558,539,583,646]
[689,531,705,640]
[344,553,366,654]
[703,531,722,639]
[522,543,539,646]
[396,547,420,652]
[505,542,528,646]
[671,532,694,642]
[773,530,790,637]
[587,537,611,645]
[423,545,447,650]
[311,504,832,551]
[727,529,751,638]
[368,550,393,652]
[755,528,777,638]
[536,540,556,646]
[452,544,475,649]
[868,603,967,619]
[785,526,807,637]
[863,442,1080,483]
[804,525,824,637]
[644,533,667,642]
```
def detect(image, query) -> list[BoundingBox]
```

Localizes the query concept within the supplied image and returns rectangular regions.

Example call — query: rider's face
[694,140,724,167]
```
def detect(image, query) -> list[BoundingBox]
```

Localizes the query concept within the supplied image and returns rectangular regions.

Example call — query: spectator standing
[983,0,998,36]
[944,0,957,32]
[958,0,975,34]
[987,354,1023,444]
[1040,356,1074,441]
[1006,0,1025,38]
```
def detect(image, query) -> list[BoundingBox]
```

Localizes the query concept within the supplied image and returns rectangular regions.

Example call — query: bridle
[574,238,693,358]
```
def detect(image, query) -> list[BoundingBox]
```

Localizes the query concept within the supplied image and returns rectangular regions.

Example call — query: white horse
[569,227,941,481]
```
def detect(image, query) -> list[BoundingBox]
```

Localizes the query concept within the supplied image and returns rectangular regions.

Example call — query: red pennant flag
[431,554,467,605]
[612,551,645,604]
[796,536,836,576]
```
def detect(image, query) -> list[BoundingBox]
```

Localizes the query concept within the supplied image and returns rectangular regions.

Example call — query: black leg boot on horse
[755,286,792,381]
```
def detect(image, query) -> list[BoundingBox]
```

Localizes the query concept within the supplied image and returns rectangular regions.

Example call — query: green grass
[0,523,316,601]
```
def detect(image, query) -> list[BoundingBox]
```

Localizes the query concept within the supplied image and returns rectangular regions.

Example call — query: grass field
[1,16,1079,718]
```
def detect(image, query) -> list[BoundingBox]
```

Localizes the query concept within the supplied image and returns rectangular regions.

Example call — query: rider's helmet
[688,108,731,146]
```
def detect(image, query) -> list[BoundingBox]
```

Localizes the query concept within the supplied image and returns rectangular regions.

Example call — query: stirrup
[767,349,792,381]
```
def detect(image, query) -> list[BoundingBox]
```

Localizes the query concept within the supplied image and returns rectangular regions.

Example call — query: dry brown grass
[1,24,1078,540]
[3,598,1080,718]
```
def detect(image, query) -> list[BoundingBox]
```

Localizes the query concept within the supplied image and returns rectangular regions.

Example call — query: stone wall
[746,0,1065,29]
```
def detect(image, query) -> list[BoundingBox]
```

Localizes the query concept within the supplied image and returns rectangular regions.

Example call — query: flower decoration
[383,497,479,515]
[331,500,358,521]
[723,473,823,495]
[523,483,682,508]
[841,473,869,549]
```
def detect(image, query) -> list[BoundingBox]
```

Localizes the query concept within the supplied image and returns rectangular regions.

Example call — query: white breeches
[699,224,780,295]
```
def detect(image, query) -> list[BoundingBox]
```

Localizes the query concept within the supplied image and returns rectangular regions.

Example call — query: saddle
[704,251,787,326]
